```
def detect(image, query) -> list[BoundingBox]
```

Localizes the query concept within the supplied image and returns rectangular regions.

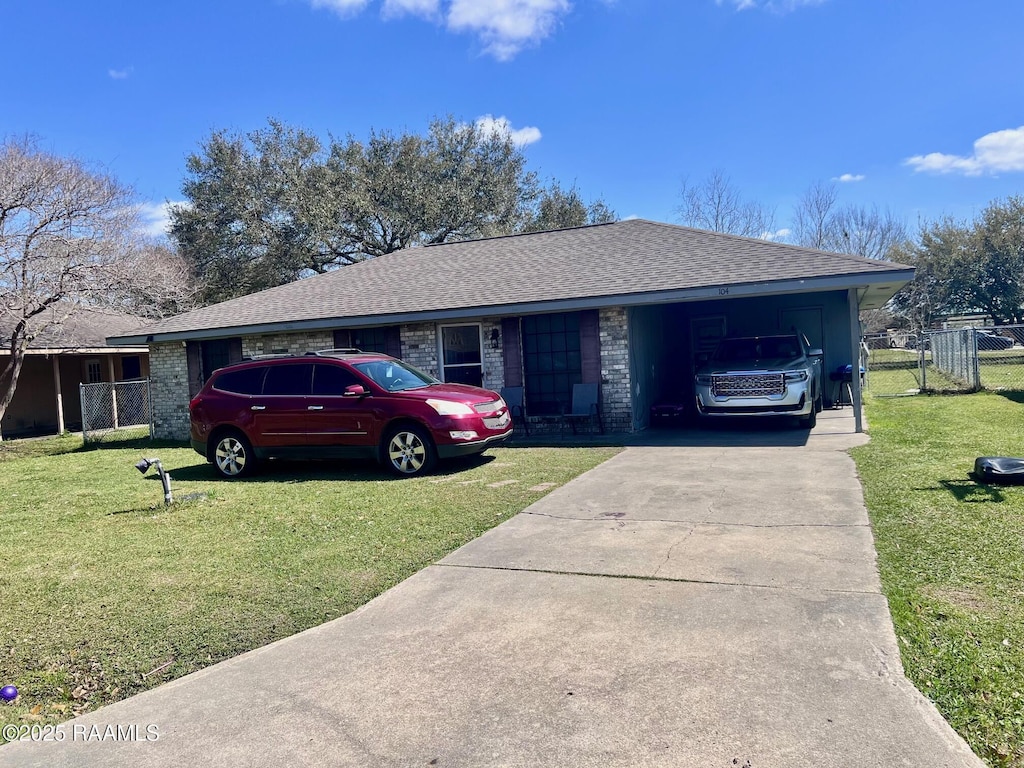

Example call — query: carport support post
[848,288,863,433]
[51,356,65,434]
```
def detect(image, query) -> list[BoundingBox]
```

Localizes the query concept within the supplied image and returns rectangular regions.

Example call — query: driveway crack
[522,511,865,528]
[433,562,882,595]
[652,526,694,578]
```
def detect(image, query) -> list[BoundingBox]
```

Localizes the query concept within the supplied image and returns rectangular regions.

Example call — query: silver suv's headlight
[696,375,713,386]
[784,370,809,383]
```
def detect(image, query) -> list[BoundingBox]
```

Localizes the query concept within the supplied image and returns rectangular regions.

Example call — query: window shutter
[333,329,352,349]
[228,338,243,365]
[385,326,402,359]
[501,317,522,387]
[580,309,601,384]
[185,342,203,397]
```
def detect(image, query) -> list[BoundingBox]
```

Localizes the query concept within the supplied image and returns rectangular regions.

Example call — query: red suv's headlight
[425,399,475,416]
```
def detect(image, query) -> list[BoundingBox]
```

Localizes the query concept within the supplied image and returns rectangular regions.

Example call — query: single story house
[1,306,150,438]
[107,219,914,440]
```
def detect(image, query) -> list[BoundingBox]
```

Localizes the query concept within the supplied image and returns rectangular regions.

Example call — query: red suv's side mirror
[343,384,368,397]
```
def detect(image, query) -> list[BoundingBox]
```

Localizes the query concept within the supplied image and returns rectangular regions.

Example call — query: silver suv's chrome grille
[473,400,502,414]
[712,373,785,397]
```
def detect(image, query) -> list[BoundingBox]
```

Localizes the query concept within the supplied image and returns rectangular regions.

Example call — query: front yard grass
[851,391,1024,766]
[0,435,618,738]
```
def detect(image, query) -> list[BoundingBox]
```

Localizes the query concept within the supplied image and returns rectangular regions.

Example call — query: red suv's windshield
[352,358,438,392]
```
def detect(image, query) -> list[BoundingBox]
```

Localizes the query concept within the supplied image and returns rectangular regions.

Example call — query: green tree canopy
[890,197,1024,328]
[520,181,617,233]
[171,117,616,304]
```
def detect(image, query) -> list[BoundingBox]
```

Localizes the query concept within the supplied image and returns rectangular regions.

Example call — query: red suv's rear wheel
[383,425,436,477]
[212,431,255,479]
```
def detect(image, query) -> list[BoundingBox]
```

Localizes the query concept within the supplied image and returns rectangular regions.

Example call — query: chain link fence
[80,380,153,443]
[863,326,1024,396]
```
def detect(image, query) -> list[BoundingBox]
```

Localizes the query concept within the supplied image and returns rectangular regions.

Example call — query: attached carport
[627,274,909,433]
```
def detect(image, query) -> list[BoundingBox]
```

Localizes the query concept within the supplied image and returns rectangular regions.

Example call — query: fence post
[79,383,87,442]
[971,330,981,391]
[919,337,926,391]
[110,382,120,430]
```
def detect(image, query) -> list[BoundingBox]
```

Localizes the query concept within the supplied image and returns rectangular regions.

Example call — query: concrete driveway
[3,409,982,767]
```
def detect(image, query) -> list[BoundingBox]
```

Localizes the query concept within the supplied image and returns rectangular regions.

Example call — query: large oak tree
[171,117,615,305]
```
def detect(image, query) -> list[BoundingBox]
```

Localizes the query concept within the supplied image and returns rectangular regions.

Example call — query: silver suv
[694,333,824,428]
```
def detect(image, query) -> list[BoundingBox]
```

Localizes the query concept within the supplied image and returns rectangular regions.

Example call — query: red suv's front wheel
[213,431,255,479]
[383,425,436,477]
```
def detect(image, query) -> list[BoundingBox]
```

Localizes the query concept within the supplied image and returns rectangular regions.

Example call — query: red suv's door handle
[251,405,266,411]
[307,405,324,411]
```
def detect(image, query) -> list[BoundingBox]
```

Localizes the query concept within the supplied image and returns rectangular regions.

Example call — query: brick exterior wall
[599,306,632,432]
[400,322,438,378]
[240,331,334,358]
[480,318,504,393]
[149,342,191,440]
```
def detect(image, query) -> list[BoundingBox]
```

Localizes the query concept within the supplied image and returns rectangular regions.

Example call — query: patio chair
[500,386,528,436]
[562,382,602,436]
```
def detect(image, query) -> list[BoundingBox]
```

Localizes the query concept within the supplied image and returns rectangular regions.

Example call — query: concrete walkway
[4,410,982,767]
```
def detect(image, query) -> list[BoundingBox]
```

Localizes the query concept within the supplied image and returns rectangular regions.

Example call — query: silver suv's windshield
[352,359,439,392]
[713,335,802,363]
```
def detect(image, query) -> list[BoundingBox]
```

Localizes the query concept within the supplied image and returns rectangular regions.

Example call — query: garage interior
[627,289,857,431]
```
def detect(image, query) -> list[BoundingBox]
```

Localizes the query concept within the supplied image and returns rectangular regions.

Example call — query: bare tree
[792,181,908,260]
[0,137,190,438]
[676,169,775,238]
[115,240,198,319]
[791,180,838,250]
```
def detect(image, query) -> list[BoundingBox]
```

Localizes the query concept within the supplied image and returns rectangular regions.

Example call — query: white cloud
[310,0,371,16]
[833,173,865,183]
[761,227,791,241]
[108,67,132,80]
[475,114,542,147]
[716,0,826,12]
[382,0,439,18]
[447,0,571,60]
[308,0,573,60]
[905,126,1024,176]
[137,201,186,238]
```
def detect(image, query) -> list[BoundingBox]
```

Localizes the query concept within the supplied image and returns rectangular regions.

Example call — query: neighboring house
[107,219,914,440]
[1,306,150,438]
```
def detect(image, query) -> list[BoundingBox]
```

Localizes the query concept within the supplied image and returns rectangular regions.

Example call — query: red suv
[189,350,513,478]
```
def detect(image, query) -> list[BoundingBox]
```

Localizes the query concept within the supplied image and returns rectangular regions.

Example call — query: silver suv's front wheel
[383,426,436,476]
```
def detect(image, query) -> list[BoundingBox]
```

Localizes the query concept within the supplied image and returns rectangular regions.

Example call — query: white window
[85,359,103,384]
[438,324,483,387]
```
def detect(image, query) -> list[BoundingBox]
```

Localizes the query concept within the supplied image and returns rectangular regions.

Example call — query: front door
[780,307,824,353]
[439,324,483,386]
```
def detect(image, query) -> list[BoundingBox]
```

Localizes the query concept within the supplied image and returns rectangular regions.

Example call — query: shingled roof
[109,219,913,344]
[1,304,150,351]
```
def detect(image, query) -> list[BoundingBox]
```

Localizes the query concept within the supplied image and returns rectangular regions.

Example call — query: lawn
[851,391,1024,766]
[0,434,618,739]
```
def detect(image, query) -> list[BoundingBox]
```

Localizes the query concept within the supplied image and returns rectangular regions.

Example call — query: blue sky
[4,0,1023,240]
